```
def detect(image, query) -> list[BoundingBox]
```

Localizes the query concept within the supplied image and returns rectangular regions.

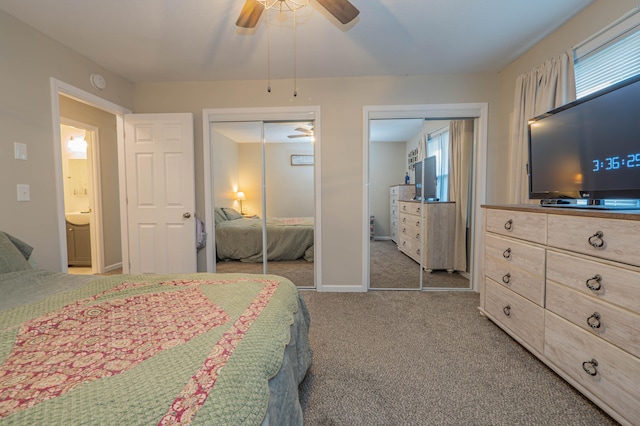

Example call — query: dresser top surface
[482,204,640,221]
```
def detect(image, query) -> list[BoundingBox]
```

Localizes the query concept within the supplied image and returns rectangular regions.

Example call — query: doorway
[60,121,99,274]
[52,79,131,274]
[363,103,488,292]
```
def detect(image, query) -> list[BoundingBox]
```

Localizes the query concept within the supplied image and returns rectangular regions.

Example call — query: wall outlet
[17,184,30,201]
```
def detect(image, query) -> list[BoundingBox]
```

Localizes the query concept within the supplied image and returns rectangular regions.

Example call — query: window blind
[574,8,640,98]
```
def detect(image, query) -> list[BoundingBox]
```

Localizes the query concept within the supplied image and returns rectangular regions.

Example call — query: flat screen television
[414,156,437,201]
[527,73,640,208]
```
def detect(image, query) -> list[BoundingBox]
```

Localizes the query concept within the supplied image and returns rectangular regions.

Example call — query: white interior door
[124,113,196,274]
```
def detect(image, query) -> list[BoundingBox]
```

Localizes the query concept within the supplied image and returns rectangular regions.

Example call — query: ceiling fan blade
[315,0,360,24]
[288,134,312,138]
[294,127,311,133]
[236,0,265,28]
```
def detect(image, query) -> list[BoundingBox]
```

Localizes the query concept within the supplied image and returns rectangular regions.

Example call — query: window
[573,7,640,207]
[574,7,640,98]
[427,127,449,202]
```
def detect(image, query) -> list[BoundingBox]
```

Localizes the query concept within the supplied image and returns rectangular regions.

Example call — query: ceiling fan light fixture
[257,0,310,12]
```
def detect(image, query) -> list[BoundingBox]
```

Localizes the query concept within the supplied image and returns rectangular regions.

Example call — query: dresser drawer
[398,236,421,263]
[545,312,640,425]
[400,213,420,228]
[485,209,547,244]
[400,201,422,216]
[484,234,545,306]
[547,214,640,267]
[391,205,399,219]
[484,278,544,353]
[546,281,640,359]
[400,222,421,241]
[546,251,640,315]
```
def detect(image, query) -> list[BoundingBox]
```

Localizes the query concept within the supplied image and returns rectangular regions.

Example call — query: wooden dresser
[481,205,640,425]
[389,185,414,243]
[398,201,455,272]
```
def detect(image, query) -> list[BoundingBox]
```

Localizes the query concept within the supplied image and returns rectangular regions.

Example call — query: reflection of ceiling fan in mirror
[288,125,314,139]
[236,0,359,28]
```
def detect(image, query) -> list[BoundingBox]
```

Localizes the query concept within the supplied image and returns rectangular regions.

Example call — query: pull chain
[266,10,271,93]
[293,9,297,97]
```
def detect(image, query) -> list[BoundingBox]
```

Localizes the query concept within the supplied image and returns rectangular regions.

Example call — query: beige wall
[0,10,134,271]
[59,96,122,269]
[235,142,314,217]
[370,142,407,238]
[210,127,240,210]
[134,74,500,287]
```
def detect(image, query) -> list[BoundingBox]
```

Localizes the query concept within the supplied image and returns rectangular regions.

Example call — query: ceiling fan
[236,0,360,28]
[288,125,314,138]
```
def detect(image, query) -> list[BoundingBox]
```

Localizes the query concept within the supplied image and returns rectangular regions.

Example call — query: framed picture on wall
[291,154,314,166]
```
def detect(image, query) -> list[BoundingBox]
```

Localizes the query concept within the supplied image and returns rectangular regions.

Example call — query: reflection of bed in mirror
[215,208,314,263]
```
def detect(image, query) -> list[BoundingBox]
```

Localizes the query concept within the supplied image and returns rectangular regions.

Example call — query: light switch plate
[17,184,30,201]
[14,142,27,160]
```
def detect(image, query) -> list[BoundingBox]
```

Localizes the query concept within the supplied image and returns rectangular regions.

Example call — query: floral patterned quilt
[0,272,311,425]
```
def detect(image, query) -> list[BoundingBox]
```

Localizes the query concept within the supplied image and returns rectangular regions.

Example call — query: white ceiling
[0,0,594,83]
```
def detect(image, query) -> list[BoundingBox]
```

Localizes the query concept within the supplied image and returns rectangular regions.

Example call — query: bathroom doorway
[60,121,100,274]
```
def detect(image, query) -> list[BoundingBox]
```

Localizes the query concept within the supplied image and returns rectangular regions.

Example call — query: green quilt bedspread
[0,272,311,425]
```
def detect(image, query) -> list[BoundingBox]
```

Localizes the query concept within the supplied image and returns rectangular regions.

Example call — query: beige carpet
[370,239,470,289]
[299,291,616,425]
[215,259,315,288]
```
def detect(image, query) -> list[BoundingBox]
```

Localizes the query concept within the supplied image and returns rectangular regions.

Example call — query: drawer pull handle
[588,231,604,248]
[416,248,420,255]
[415,221,420,227]
[502,248,511,259]
[586,274,602,291]
[415,233,420,239]
[416,207,421,213]
[503,305,511,317]
[582,359,598,376]
[502,273,511,284]
[504,219,513,231]
[587,312,601,329]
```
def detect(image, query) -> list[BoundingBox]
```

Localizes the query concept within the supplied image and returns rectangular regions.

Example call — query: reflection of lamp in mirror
[236,191,246,214]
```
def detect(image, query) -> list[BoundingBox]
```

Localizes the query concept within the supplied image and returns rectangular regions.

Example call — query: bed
[0,231,312,425]
[215,208,314,263]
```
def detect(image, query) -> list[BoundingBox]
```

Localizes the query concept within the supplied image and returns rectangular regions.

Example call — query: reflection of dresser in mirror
[393,195,455,272]
[390,185,415,243]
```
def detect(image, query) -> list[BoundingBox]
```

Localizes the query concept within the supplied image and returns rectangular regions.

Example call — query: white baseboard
[317,284,367,293]
[104,262,122,272]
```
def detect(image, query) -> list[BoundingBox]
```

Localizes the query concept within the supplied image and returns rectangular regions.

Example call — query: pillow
[6,232,34,260]
[0,232,33,273]
[214,208,228,225]
[222,207,243,220]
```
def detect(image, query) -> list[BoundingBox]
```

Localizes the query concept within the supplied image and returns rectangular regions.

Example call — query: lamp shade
[236,191,246,201]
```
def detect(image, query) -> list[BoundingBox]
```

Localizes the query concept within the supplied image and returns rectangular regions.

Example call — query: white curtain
[449,119,473,272]
[508,50,576,203]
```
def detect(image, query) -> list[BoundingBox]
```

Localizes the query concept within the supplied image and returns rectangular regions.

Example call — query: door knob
[183,212,191,219]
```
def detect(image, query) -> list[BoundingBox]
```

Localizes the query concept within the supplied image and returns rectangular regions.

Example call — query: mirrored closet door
[210,119,316,288]
[368,116,474,290]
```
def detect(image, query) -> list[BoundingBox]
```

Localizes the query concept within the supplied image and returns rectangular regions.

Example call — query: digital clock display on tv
[592,153,640,172]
